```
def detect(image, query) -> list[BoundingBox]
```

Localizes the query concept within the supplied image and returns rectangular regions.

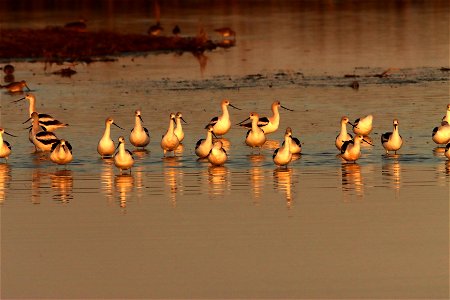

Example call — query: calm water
[1,1,449,299]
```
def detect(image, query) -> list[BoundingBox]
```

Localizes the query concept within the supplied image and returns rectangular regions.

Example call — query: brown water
[1,1,449,299]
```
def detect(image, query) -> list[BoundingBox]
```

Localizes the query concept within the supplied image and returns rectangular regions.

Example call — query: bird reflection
[163,156,182,206]
[273,167,294,208]
[433,146,446,156]
[101,158,114,204]
[207,166,229,197]
[192,51,208,76]
[115,174,134,208]
[31,169,49,204]
[50,169,73,203]
[445,161,450,176]
[382,155,401,192]
[248,154,265,202]
[0,164,11,204]
[341,163,364,200]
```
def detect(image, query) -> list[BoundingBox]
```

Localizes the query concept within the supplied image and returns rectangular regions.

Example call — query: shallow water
[1,1,449,299]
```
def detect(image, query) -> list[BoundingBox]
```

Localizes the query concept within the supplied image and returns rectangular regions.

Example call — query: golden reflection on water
[341,163,364,201]
[0,163,11,204]
[115,174,134,209]
[163,156,183,207]
[207,166,229,197]
[382,155,401,191]
[101,158,114,204]
[273,167,294,208]
[248,154,265,202]
[50,169,73,203]
[31,169,47,204]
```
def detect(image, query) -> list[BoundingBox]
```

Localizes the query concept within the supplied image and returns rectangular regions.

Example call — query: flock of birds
[1,82,450,174]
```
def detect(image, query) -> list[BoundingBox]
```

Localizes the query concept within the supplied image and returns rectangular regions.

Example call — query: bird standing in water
[50,139,73,165]
[114,136,134,174]
[273,128,293,167]
[130,110,150,149]
[208,140,227,166]
[174,112,187,143]
[97,117,124,157]
[0,128,16,161]
[381,119,403,154]
[161,113,180,156]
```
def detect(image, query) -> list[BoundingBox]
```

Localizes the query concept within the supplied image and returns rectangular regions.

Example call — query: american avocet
[174,112,187,142]
[1,80,30,93]
[130,110,150,148]
[352,114,373,136]
[148,22,163,36]
[114,136,134,174]
[273,128,293,167]
[208,140,227,166]
[195,125,217,158]
[50,139,73,165]
[0,128,16,161]
[240,112,266,149]
[335,116,354,150]
[442,104,450,123]
[214,27,236,39]
[381,119,403,154]
[238,101,293,134]
[445,143,450,159]
[97,117,124,157]
[27,112,59,152]
[432,121,450,145]
[282,127,301,154]
[13,93,68,132]
[161,113,180,156]
[207,99,241,136]
[341,135,373,162]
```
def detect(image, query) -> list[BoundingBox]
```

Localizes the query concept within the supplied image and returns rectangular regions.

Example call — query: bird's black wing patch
[195,139,205,149]
[273,148,279,159]
[341,140,353,154]
[381,132,392,144]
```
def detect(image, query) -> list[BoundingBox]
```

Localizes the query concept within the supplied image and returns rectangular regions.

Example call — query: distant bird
[64,19,87,32]
[273,128,293,167]
[114,136,134,174]
[129,110,150,148]
[148,22,163,36]
[341,135,372,162]
[214,27,236,39]
[432,121,450,145]
[442,104,450,123]
[97,117,124,157]
[1,80,30,93]
[238,101,293,134]
[172,25,181,36]
[195,125,216,158]
[241,112,266,149]
[13,93,68,132]
[208,140,227,166]
[3,64,14,75]
[282,127,302,154]
[174,112,187,142]
[160,113,180,156]
[445,143,450,159]
[352,114,373,136]
[206,99,241,136]
[335,116,354,151]
[0,128,16,161]
[50,139,73,165]
[381,119,403,154]
[27,112,59,152]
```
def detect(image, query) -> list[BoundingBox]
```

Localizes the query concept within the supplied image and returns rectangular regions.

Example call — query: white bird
[432,121,450,145]
[27,112,59,152]
[174,112,187,142]
[240,112,266,149]
[445,143,450,159]
[97,117,124,157]
[114,136,134,174]
[442,104,450,123]
[0,128,16,161]
[282,127,301,154]
[13,93,68,132]
[206,99,241,136]
[352,114,373,136]
[381,119,403,154]
[50,139,73,165]
[195,125,217,158]
[341,135,372,162]
[161,113,180,156]
[273,128,293,166]
[238,100,293,134]
[208,140,227,166]
[129,110,150,148]
[335,116,354,150]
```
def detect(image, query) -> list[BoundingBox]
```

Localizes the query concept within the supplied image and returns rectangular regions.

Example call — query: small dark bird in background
[3,64,15,83]
[64,18,87,32]
[148,22,163,36]
[172,25,181,36]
